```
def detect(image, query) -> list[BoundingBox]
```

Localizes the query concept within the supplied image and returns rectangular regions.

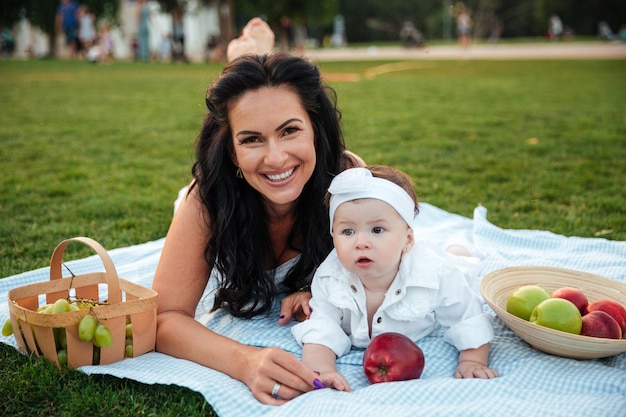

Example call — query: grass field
[1,56,625,416]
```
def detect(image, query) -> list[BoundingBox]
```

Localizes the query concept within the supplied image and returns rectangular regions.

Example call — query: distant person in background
[136,0,152,61]
[172,6,188,62]
[400,21,425,48]
[455,3,472,49]
[548,14,563,40]
[598,21,616,41]
[56,0,79,58]
[1,27,15,57]
[279,16,293,51]
[99,23,113,62]
[77,4,97,58]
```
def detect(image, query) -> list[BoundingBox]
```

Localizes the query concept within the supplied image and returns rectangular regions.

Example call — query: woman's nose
[264,139,287,167]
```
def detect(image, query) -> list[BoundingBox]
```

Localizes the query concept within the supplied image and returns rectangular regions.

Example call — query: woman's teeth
[266,168,295,182]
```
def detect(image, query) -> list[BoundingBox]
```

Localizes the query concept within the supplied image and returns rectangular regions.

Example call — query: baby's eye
[342,229,355,236]
[372,227,384,234]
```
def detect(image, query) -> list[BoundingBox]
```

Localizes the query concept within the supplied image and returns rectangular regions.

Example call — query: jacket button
[350,285,357,293]
[395,289,402,296]
[376,317,382,324]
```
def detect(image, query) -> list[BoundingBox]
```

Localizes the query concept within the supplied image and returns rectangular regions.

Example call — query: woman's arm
[152,186,320,404]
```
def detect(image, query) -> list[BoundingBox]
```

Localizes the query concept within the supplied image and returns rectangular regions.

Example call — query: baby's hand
[454,360,499,379]
[315,371,352,392]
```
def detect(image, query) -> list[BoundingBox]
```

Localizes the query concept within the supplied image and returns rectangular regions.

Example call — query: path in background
[305,42,626,61]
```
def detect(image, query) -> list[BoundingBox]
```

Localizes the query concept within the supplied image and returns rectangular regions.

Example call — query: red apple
[587,299,626,336]
[551,287,588,315]
[580,310,622,339]
[362,332,425,384]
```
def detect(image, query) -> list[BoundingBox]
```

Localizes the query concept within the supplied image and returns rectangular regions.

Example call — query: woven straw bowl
[480,266,626,359]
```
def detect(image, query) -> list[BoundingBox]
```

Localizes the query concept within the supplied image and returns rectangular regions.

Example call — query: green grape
[57,349,68,366]
[68,303,80,312]
[125,343,133,357]
[77,314,98,342]
[93,323,113,348]
[37,303,52,313]
[52,299,71,314]
[2,318,13,337]
[125,323,133,338]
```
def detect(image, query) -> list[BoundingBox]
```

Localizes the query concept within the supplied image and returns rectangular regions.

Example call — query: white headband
[328,167,416,235]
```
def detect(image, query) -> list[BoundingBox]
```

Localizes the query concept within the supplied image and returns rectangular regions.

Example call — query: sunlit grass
[0,57,625,416]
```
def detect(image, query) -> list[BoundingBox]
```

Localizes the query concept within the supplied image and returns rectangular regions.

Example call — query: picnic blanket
[1,202,625,417]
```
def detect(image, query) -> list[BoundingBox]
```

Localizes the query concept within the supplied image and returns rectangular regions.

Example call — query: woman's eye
[239,136,261,145]
[372,227,383,234]
[283,126,299,136]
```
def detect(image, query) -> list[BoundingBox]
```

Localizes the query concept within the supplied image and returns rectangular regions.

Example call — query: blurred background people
[56,0,79,58]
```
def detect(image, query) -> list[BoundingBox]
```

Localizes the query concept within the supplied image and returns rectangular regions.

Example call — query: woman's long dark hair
[192,53,346,318]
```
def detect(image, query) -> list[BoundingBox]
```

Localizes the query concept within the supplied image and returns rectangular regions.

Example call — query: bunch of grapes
[2,297,134,366]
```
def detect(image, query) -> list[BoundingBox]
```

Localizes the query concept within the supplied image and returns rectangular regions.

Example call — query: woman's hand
[278,291,312,324]
[244,346,323,405]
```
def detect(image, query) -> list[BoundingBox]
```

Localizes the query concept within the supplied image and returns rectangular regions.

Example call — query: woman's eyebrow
[235,130,260,138]
[275,118,303,131]
[235,118,303,137]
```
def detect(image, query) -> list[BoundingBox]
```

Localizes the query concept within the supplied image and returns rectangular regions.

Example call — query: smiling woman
[151,52,364,405]
[230,86,317,210]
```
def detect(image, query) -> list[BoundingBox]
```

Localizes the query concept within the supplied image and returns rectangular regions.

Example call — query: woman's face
[229,85,316,212]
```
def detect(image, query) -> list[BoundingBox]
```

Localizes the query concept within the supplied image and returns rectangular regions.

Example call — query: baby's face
[332,198,413,289]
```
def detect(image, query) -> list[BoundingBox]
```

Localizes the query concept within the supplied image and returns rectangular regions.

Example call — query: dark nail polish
[313,378,325,389]
[309,307,313,313]
[279,315,285,319]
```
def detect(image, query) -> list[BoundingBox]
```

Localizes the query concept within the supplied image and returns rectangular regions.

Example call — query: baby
[292,166,498,391]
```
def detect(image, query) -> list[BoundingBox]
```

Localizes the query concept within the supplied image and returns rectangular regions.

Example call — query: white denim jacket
[291,240,494,357]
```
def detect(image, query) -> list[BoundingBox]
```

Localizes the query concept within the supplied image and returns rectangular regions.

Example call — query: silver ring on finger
[271,382,281,398]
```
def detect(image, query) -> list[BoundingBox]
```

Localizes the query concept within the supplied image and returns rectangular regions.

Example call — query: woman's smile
[265,166,297,182]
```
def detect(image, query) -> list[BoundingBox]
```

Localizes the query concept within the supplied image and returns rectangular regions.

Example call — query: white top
[292,239,494,357]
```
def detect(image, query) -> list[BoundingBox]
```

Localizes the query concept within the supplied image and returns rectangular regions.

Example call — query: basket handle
[49,237,122,304]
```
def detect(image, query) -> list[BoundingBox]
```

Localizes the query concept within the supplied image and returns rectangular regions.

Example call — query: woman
[152,52,363,405]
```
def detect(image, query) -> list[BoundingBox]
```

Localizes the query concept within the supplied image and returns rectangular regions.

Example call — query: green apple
[529,298,582,334]
[507,285,551,321]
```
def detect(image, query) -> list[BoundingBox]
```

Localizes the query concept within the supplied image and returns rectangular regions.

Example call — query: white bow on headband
[328,168,416,235]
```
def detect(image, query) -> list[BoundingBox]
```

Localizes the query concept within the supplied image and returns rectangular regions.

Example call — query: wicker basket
[7,237,158,368]
[480,266,626,359]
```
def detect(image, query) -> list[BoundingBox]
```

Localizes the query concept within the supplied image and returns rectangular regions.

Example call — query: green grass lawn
[1,56,625,416]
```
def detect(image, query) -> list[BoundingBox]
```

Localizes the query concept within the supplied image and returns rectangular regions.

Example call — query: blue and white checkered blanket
[2,203,625,417]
